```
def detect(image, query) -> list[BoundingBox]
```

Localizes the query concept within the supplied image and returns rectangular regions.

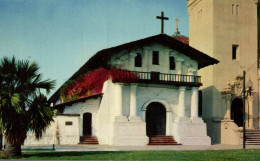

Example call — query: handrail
[132,71,201,83]
[111,70,201,84]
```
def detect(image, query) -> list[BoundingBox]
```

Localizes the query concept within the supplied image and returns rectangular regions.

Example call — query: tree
[0,57,55,157]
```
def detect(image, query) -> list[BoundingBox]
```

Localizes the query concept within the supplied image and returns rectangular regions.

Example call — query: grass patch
[0,149,260,160]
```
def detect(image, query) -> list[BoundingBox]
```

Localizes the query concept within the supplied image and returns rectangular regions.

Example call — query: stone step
[149,139,176,142]
[148,142,181,145]
[246,138,260,140]
[80,139,98,141]
[149,140,178,142]
[245,130,260,145]
[80,141,98,143]
[246,131,260,133]
[80,138,98,141]
[80,140,98,142]
[80,139,97,141]
[79,142,99,144]
[149,138,175,140]
[149,135,174,138]
[80,136,98,138]
[246,141,260,145]
[148,136,181,146]
[79,136,99,145]
[246,142,260,145]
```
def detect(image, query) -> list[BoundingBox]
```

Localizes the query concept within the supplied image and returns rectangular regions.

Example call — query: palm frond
[10,93,24,114]
[0,56,56,144]
[31,78,56,94]
[27,93,54,139]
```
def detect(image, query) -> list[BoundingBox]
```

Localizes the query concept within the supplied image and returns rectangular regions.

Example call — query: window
[169,56,176,70]
[65,121,73,126]
[232,4,239,16]
[152,51,159,65]
[236,5,239,16]
[135,53,142,67]
[232,4,235,15]
[232,45,239,60]
[199,90,202,117]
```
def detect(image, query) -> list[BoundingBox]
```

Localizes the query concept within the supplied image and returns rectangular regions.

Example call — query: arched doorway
[231,98,243,127]
[146,102,166,136]
[83,113,92,135]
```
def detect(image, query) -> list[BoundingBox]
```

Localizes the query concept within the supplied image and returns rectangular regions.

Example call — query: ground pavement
[21,144,260,152]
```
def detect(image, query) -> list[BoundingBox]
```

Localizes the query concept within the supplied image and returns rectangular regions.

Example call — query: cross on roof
[156,11,169,34]
[175,18,179,28]
[173,18,180,36]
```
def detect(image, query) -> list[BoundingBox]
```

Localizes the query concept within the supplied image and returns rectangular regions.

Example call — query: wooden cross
[156,11,169,34]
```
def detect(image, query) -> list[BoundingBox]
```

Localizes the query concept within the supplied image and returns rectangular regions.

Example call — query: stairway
[245,130,260,145]
[148,135,181,145]
[79,135,99,144]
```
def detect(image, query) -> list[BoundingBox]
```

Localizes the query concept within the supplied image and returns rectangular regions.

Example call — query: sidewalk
[21,144,260,152]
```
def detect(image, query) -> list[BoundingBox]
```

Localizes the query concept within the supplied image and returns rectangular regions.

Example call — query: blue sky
[0,0,189,97]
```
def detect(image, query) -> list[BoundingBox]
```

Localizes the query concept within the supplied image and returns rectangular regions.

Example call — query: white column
[115,83,128,122]
[190,87,203,123]
[143,46,151,73]
[188,68,196,82]
[163,49,171,74]
[248,95,254,129]
[129,84,141,122]
[178,86,186,118]
[190,87,199,119]
[129,53,137,71]
[176,58,184,75]
[176,86,190,123]
[225,94,232,120]
[166,111,172,135]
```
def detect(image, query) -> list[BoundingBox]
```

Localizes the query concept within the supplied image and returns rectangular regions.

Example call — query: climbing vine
[60,68,139,103]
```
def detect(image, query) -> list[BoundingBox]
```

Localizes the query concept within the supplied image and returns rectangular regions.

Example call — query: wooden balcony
[111,70,202,87]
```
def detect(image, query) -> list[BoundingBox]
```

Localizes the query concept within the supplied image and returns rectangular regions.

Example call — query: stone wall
[24,114,79,145]
[63,96,101,136]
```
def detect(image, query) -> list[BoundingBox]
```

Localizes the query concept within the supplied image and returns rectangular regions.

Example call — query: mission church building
[23,0,260,147]
[24,21,218,146]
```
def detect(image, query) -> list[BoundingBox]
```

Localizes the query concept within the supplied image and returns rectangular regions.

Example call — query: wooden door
[146,103,166,136]
[83,113,92,135]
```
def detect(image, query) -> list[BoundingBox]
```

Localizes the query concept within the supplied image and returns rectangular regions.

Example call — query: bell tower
[187,0,259,144]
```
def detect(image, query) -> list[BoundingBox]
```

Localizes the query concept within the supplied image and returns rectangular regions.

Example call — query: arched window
[169,56,176,70]
[135,53,142,67]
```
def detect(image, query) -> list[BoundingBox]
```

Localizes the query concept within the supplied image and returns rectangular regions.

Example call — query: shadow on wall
[201,84,258,144]
[200,86,222,144]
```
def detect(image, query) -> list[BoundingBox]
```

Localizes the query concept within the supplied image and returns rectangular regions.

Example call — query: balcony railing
[111,70,202,86]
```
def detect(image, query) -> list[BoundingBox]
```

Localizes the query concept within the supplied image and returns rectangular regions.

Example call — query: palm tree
[0,56,55,157]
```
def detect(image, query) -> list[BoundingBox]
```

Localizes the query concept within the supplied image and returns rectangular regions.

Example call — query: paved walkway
[21,144,260,152]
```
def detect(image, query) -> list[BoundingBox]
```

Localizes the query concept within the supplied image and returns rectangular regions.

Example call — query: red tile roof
[173,35,189,45]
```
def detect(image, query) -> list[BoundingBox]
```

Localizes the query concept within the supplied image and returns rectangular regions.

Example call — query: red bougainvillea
[109,68,139,83]
[60,68,139,102]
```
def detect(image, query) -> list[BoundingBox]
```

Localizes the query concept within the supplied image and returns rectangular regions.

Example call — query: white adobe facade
[24,34,218,146]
